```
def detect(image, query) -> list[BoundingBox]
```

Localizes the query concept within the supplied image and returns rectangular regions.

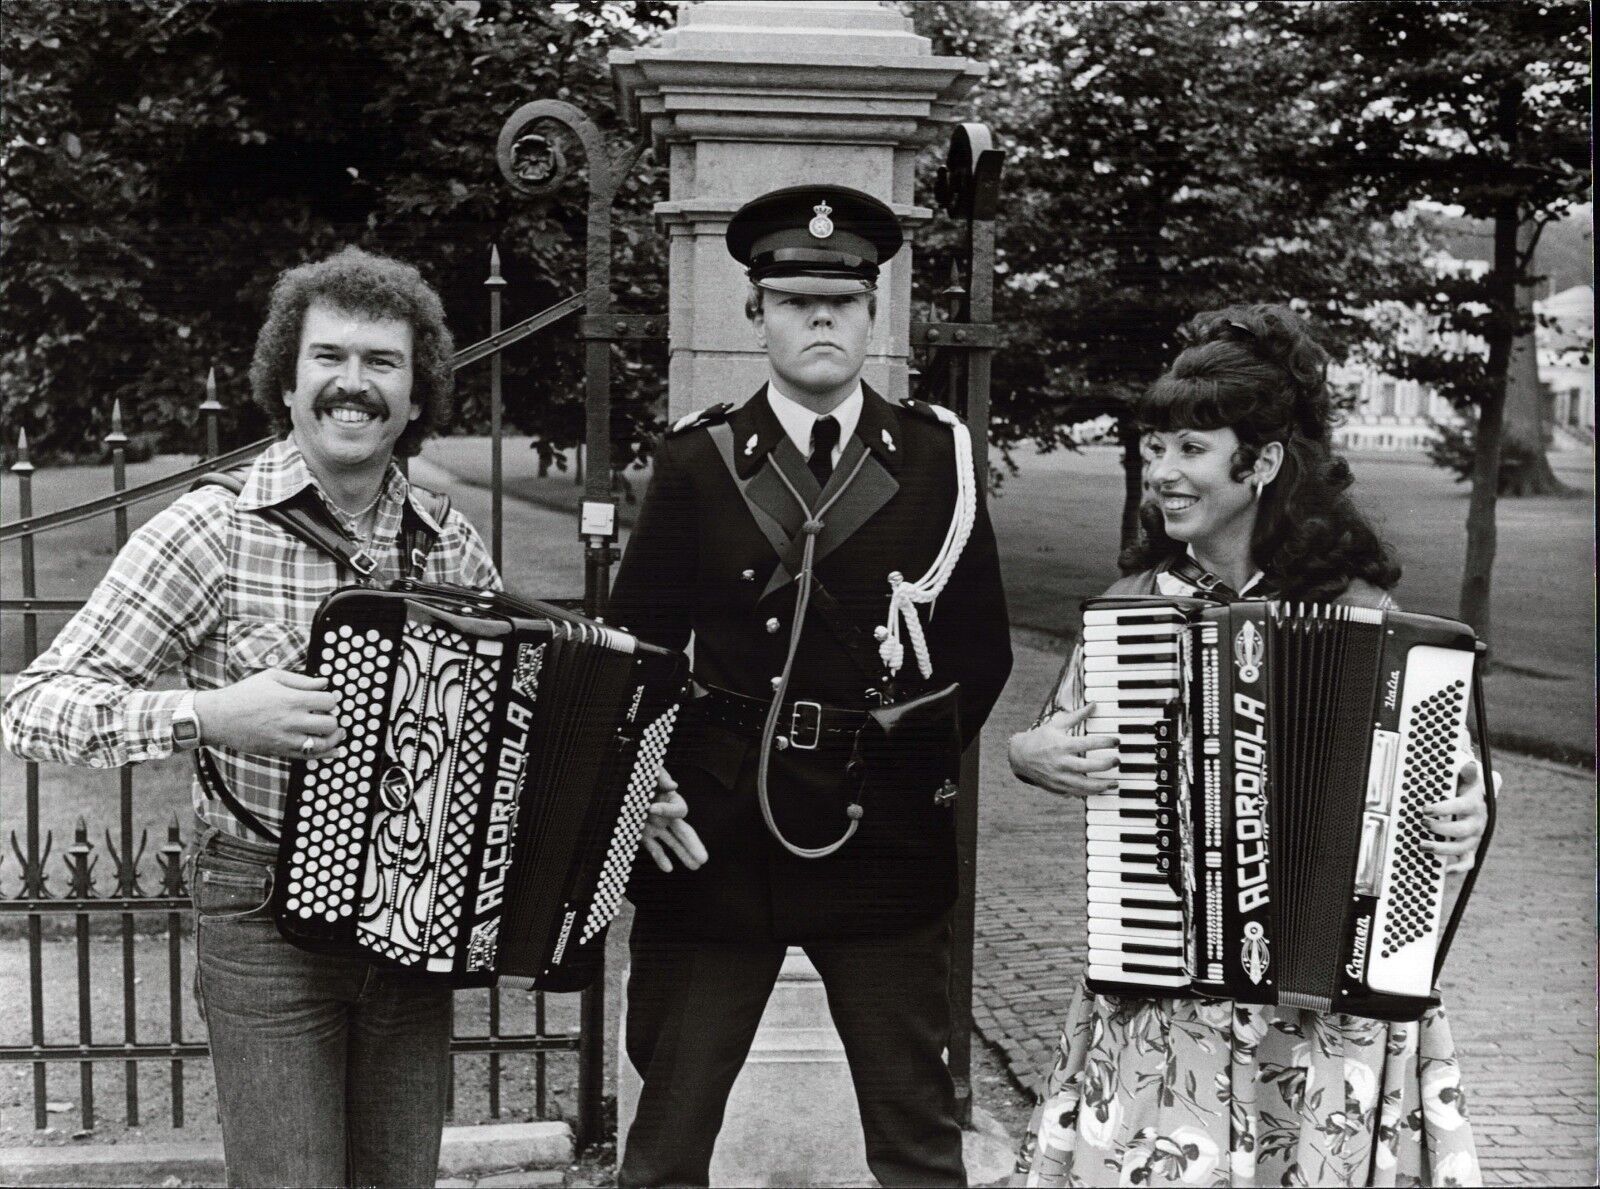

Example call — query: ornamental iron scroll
[496,97,658,1149]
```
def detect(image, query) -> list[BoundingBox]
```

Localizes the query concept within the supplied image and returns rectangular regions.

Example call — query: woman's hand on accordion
[642,768,708,873]
[1007,705,1119,797]
[1426,757,1498,876]
[192,670,346,760]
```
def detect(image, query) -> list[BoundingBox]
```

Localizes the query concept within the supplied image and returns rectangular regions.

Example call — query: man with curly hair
[3,245,498,1186]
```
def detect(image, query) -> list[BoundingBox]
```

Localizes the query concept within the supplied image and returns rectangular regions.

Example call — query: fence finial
[105,399,129,447]
[486,244,506,288]
[12,428,33,473]
[199,366,223,412]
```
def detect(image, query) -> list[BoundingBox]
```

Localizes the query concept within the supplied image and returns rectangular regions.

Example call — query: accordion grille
[1380,680,1464,956]
[284,624,395,924]
[580,704,678,945]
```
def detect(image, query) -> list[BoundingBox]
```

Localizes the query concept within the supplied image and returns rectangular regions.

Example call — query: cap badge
[808,200,835,240]
[744,433,759,456]
[882,428,896,452]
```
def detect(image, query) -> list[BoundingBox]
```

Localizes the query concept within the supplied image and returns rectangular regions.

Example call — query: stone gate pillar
[611,0,983,420]
[608,4,984,1185]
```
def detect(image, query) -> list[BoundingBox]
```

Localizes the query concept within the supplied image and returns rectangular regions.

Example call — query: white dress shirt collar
[765,379,864,466]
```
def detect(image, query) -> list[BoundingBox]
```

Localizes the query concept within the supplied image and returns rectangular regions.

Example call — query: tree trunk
[1118,408,1143,553]
[1458,199,1518,648]
[1500,220,1566,495]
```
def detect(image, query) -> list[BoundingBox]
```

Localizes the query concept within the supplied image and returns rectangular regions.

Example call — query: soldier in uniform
[610,185,1012,1187]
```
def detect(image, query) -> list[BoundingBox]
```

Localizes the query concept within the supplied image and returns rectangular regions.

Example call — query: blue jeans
[191,828,453,1187]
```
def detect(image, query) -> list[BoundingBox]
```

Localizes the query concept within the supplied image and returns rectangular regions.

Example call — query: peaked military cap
[726,185,904,296]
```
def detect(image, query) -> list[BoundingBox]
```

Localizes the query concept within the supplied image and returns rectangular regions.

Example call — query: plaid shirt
[2,438,500,843]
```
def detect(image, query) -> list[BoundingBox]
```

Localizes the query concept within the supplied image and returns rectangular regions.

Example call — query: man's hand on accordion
[1426,757,1497,876]
[641,768,708,873]
[1007,704,1119,797]
[192,669,345,761]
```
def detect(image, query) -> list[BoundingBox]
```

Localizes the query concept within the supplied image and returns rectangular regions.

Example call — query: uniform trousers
[619,910,966,1188]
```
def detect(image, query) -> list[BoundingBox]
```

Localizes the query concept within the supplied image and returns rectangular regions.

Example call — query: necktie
[808,415,840,487]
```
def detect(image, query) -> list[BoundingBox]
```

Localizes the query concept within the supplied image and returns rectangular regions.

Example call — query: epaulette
[667,402,734,437]
[900,398,962,428]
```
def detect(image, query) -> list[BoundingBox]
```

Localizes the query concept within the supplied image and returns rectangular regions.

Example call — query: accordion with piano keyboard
[1081,596,1494,1021]
[270,581,688,990]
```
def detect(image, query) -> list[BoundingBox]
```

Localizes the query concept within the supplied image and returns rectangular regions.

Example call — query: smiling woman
[1008,304,1491,1188]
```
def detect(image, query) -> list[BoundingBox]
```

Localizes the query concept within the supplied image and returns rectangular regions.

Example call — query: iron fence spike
[486,244,507,287]
[105,400,129,446]
[12,428,33,473]
[199,366,223,412]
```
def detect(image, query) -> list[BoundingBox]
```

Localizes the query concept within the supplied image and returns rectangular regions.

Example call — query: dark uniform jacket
[610,383,1013,941]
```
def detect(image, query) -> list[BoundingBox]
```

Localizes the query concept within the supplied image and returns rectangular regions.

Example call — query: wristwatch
[171,692,202,752]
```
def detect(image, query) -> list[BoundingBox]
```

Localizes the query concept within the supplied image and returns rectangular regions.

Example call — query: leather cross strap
[704,425,885,686]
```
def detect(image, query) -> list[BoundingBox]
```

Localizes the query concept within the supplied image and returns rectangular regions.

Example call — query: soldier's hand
[192,670,345,761]
[642,768,708,873]
[1427,757,1498,876]
[1008,705,1118,797]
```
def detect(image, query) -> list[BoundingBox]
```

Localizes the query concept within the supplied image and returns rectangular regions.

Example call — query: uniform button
[741,569,756,581]
[765,618,781,634]
[770,676,782,690]
[775,736,790,750]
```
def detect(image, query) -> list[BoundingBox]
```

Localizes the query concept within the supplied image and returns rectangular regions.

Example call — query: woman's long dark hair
[1119,304,1400,601]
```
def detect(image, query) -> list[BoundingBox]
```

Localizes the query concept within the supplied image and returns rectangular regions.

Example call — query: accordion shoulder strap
[191,470,445,583]
[194,746,282,846]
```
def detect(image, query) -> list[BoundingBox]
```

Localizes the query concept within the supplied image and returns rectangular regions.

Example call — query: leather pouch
[861,682,963,806]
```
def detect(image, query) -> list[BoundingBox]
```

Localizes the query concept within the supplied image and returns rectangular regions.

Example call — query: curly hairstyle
[248,246,454,458]
[1120,303,1401,601]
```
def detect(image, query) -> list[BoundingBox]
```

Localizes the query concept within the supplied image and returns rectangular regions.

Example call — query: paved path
[972,635,1598,1186]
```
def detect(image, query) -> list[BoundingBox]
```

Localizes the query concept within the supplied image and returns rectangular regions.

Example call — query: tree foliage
[2,0,672,464]
[910,1,1431,540]
[1286,0,1590,635]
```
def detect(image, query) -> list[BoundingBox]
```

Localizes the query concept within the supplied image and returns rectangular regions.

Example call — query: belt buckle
[790,700,822,750]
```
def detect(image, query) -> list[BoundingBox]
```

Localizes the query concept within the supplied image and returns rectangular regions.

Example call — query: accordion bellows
[1080,597,1493,1022]
[271,583,687,989]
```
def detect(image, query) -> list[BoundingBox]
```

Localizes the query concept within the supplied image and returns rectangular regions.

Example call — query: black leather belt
[695,683,869,751]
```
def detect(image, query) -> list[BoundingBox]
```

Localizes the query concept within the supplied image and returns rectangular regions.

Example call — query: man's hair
[744,284,877,322]
[248,246,454,458]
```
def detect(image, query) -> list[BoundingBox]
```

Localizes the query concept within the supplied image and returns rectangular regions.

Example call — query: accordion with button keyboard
[1081,597,1494,1021]
[270,582,688,990]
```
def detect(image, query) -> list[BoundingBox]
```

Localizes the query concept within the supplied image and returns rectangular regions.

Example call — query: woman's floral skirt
[1019,978,1480,1187]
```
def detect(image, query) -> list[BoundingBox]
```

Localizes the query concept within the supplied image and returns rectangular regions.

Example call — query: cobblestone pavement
[973,633,1598,1187]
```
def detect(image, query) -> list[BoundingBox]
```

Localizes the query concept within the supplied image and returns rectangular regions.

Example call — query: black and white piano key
[1081,668,1184,688]
[1086,963,1191,989]
[1087,868,1175,890]
[1082,654,1180,673]
[1085,824,1173,844]
[1087,840,1163,859]
[1080,624,1183,644]
[1087,807,1175,830]
[1086,793,1174,816]
[1082,608,1187,628]
[1087,909,1185,934]
[1087,891,1183,916]
[1089,935,1186,959]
